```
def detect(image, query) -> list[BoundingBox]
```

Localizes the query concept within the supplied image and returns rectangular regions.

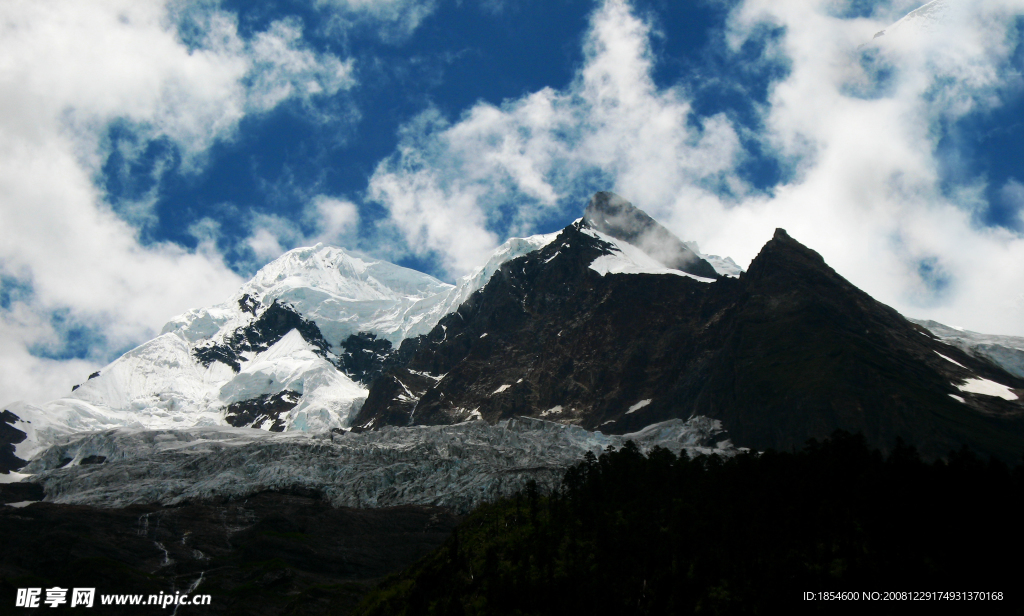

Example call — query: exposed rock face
[194,301,333,373]
[224,391,301,431]
[583,191,720,279]
[354,224,1024,461]
[0,493,461,615]
[1,410,27,474]
[338,332,422,387]
[0,479,43,504]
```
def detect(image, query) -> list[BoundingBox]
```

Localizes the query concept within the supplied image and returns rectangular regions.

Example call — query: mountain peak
[744,227,831,285]
[581,192,719,279]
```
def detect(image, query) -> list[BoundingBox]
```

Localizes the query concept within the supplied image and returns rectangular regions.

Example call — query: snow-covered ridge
[883,0,951,38]
[684,241,743,277]
[426,232,561,329]
[162,244,454,347]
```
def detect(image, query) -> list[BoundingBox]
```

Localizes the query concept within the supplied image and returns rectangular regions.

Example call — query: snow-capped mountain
[3,191,750,475]
[1,239,568,469]
[3,191,1022,515]
[165,243,452,348]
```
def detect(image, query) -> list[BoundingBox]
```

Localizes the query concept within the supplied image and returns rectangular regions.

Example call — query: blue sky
[2,0,1024,404]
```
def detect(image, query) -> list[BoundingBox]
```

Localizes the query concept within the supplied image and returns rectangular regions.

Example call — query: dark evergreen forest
[357,432,1024,615]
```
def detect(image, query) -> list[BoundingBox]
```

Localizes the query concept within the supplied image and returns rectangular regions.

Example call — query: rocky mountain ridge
[353,204,1024,461]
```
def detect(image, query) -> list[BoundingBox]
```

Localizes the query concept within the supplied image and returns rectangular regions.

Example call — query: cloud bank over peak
[369,0,1024,336]
[368,0,744,276]
[720,0,1024,334]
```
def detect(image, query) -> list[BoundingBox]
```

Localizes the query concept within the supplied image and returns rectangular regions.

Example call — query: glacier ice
[913,319,1024,379]
[23,417,740,513]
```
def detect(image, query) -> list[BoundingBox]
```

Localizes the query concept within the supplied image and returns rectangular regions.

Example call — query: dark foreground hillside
[357,433,1024,615]
[0,493,460,615]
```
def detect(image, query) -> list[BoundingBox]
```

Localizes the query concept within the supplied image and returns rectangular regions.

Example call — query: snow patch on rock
[626,399,652,414]
[956,378,1018,401]
[585,229,716,282]
[935,351,966,369]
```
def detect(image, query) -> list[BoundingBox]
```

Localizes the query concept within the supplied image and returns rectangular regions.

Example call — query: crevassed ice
[23,417,741,512]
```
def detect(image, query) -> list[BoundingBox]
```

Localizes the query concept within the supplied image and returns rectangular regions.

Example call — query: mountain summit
[582,192,720,279]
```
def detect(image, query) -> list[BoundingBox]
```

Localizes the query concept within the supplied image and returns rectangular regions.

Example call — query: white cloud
[247,17,356,113]
[368,0,743,276]
[246,223,295,263]
[238,195,361,267]
[710,0,1024,335]
[369,0,1024,336]
[308,195,361,244]
[315,0,438,41]
[0,301,101,404]
[0,0,358,404]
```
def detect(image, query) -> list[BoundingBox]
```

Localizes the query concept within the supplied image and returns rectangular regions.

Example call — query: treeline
[355,432,1024,615]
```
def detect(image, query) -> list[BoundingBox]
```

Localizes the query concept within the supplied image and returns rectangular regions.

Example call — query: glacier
[22,416,740,513]
[912,319,1024,380]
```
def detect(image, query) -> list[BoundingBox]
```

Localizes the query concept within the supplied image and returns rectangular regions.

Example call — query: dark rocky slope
[193,300,333,373]
[1,410,27,474]
[353,221,1024,461]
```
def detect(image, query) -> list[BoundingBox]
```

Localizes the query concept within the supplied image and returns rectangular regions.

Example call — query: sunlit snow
[955,378,1018,401]
[584,228,716,282]
[626,399,652,414]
